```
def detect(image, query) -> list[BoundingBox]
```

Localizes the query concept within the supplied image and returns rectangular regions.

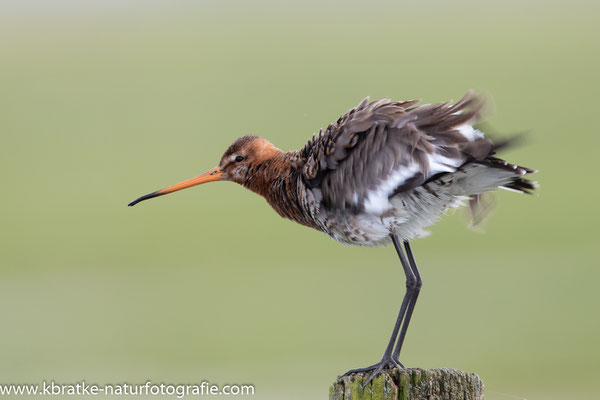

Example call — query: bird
[128,92,537,387]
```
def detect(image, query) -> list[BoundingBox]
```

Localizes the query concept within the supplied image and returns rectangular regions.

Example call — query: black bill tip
[128,191,162,207]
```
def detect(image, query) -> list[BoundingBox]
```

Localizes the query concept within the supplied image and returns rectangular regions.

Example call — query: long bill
[128,166,224,207]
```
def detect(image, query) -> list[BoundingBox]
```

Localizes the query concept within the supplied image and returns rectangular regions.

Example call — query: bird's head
[218,135,281,183]
[128,135,281,206]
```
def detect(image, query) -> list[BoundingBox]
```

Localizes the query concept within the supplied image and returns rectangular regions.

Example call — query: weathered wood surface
[330,368,484,400]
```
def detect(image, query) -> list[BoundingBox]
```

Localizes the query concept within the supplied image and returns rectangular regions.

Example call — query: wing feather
[300,92,492,214]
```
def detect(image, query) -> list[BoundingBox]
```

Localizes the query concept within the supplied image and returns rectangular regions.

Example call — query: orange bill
[128,167,224,207]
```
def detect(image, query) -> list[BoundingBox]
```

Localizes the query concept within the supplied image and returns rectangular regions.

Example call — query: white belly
[316,185,465,246]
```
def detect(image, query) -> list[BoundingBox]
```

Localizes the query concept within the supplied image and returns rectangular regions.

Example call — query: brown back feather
[300,92,491,210]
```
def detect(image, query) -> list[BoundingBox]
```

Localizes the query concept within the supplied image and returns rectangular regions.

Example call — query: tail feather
[500,176,538,194]
[481,156,537,176]
[446,160,538,226]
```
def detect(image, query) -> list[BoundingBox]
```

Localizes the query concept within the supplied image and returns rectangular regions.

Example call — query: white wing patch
[362,125,485,215]
[364,151,465,215]
[364,163,420,214]
[457,124,484,141]
[427,153,463,175]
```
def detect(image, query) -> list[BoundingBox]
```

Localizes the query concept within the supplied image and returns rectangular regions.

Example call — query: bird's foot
[342,357,404,389]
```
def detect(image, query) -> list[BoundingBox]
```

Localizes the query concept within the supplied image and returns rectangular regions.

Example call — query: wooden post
[329,368,484,400]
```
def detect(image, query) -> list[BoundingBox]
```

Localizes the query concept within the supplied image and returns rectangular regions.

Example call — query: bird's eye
[235,155,245,162]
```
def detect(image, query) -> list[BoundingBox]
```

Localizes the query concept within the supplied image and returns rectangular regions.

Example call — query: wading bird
[129,92,536,386]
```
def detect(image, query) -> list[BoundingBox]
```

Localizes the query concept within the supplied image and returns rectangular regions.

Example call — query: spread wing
[299,92,494,214]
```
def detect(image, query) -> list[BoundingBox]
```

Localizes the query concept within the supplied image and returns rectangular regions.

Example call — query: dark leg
[343,234,417,388]
[392,240,422,361]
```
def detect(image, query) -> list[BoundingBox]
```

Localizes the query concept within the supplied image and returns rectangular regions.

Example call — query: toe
[361,365,384,389]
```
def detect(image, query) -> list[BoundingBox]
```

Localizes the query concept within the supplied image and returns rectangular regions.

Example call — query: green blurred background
[1,1,598,399]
